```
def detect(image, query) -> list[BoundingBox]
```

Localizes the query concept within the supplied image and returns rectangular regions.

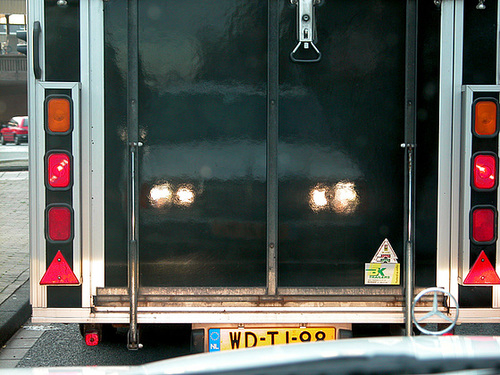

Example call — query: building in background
[0,0,26,125]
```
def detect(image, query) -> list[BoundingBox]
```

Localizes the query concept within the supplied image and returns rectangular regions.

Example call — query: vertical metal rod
[404,146,415,336]
[127,0,141,350]
[267,0,279,295]
[404,0,418,337]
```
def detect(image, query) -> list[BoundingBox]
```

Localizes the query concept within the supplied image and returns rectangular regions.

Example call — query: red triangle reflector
[40,251,79,285]
[464,251,500,285]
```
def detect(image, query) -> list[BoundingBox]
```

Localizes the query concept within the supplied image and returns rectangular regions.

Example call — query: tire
[0,135,5,145]
[14,134,19,145]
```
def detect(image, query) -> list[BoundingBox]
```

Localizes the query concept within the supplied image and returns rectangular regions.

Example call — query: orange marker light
[47,96,71,133]
[474,99,498,137]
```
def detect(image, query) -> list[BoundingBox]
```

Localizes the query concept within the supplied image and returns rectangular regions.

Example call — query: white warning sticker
[370,238,398,264]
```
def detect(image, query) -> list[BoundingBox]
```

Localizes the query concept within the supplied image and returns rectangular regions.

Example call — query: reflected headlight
[332,181,359,214]
[149,183,173,207]
[176,186,195,206]
[149,182,196,208]
[310,188,328,209]
[309,181,359,214]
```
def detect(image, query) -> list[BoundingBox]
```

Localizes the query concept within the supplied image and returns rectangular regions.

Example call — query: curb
[0,160,28,172]
[0,280,31,348]
[0,165,28,172]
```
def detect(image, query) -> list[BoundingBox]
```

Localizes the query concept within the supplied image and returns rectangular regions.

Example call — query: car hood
[4,336,500,375]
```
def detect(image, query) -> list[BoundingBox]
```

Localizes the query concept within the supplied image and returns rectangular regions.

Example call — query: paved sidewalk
[0,320,45,368]
[0,171,30,347]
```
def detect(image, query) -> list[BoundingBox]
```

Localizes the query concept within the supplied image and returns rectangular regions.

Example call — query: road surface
[0,144,28,163]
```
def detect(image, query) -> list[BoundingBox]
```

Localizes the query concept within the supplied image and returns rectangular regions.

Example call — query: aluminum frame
[85,0,106,307]
[459,85,500,293]
[436,0,457,296]
[27,0,45,310]
[31,81,81,308]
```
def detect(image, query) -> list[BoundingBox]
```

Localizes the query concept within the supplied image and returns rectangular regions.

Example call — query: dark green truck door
[104,0,437,289]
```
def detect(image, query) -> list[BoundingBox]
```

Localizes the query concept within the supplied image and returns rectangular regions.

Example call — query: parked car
[0,116,28,145]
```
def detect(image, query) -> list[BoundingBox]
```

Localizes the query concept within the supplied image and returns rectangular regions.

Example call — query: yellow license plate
[208,327,336,351]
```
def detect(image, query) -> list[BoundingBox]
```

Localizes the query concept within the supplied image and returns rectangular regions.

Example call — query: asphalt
[0,169,31,348]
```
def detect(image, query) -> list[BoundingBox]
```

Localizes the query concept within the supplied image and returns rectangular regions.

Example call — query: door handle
[33,21,42,79]
[290,0,322,63]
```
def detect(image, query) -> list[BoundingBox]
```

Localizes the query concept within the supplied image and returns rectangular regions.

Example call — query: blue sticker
[208,329,221,352]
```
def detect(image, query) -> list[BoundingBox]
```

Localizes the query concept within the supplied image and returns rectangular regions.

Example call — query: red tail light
[47,152,71,189]
[472,153,497,190]
[47,205,72,242]
[471,206,496,244]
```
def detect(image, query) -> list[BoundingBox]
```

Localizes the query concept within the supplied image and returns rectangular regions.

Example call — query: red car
[0,116,28,145]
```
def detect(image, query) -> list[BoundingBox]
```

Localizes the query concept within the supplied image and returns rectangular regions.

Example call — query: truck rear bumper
[33,306,485,325]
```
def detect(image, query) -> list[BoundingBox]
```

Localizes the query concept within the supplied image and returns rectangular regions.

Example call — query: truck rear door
[102,0,438,294]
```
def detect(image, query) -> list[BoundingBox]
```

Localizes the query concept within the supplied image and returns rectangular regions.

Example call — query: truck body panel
[26,0,500,348]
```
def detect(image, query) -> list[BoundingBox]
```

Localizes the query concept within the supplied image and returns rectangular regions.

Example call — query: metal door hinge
[290,0,322,63]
